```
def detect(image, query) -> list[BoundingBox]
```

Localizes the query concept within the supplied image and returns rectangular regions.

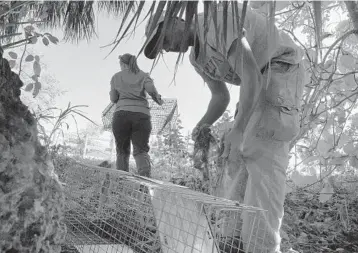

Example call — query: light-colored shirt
[110,69,160,116]
[189,4,305,144]
[189,5,303,84]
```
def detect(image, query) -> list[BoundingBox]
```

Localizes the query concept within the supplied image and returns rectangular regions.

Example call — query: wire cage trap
[102,98,178,135]
[59,162,269,253]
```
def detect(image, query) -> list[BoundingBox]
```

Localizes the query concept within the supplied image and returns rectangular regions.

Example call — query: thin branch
[0,32,22,39]
[301,165,339,190]
[277,8,300,26]
[334,104,355,148]
[315,91,358,119]
[2,34,40,49]
[275,7,297,17]
[18,25,28,76]
[282,28,309,56]
[322,29,358,64]
[18,42,27,76]
[5,20,46,27]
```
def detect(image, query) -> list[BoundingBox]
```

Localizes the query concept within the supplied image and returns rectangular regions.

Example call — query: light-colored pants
[215,60,304,252]
[216,128,289,253]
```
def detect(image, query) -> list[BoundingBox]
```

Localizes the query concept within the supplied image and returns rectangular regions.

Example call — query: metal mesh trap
[59,162,268,253]
[102,98,178,135]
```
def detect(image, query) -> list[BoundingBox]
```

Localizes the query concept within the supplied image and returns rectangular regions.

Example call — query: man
[143,3,304,253]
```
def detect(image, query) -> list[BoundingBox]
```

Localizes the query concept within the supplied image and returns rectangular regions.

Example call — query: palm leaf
[180,1,197,54]
[0,1,134,43]
[112,1,136,43]
[97,0,133,16]
[230,1,241,82]
[177,1,187,20]
[203,1,210,58]
[105,1,144,56]
[221,1,229,56]
[210,1,219,50]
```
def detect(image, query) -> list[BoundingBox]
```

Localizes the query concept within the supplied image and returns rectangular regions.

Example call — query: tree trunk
[345,1,358,32]
[0,51,66,252]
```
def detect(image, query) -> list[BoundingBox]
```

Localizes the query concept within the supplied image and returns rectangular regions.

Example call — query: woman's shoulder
[138,70,153,80]
[112,70,124,79]
[138,70,149,76]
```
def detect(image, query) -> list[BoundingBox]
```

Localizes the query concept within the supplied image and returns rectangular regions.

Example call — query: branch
[278,8,300,27]
[275,7,296,17]
[300,165,339,190]
[322,29,358,64]
[0,32,22,39]
[2,34,40,49]
[18,40,27,76]
[315,91,358,119]
[282,28,309,59]
[5,20,45,27]
[334,103,355,148]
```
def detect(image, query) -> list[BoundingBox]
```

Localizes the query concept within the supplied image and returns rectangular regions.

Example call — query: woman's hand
[155,94,164,105]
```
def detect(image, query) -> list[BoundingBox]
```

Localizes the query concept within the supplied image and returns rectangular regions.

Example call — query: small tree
[162,116,186,154]
[150,115,195,181]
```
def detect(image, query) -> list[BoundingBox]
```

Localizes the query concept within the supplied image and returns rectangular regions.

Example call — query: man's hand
[192,123,211,142]
[191,124,215,180]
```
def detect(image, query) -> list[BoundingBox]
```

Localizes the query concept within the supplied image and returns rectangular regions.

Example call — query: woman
[110,53,163,177]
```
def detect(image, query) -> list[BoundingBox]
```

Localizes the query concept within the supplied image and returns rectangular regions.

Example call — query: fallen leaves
[281,189,358,253]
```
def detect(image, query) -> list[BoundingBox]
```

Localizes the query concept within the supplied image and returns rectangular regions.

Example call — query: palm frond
[0,1,35,44]
[97,0,135,17]
[0,1,134,43]
[33,1,97,42]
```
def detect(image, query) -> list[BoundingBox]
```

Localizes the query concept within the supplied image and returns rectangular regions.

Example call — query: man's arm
[195,71,230,128]
[109,77,119,103]
[143,75,163,105]
[191,71,230,174]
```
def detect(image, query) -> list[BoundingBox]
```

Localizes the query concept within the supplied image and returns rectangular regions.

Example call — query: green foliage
[162,116,186,154]
[149,112,236,194]
[150,115,193,180]
[267,2,358,197]
[1,4,60,98]
[35,102,97,149]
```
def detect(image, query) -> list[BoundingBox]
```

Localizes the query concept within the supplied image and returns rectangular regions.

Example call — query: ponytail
[119,54,140,74]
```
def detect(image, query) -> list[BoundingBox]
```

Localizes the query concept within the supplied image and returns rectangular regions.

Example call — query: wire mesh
[59,162,268,253]
[102,98,178,135]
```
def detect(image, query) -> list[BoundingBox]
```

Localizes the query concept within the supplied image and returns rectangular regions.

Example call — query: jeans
[112,110,152,177]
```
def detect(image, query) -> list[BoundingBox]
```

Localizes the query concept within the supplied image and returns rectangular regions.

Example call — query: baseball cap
[144,13,185,59]
[144,14,166,59]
